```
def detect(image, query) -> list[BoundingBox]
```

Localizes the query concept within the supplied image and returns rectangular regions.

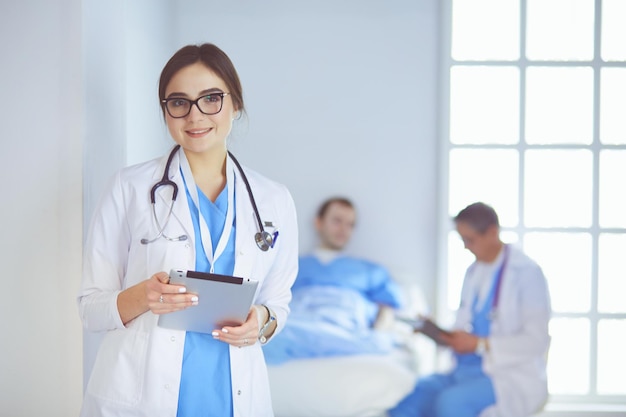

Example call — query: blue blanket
[263,286,397,365]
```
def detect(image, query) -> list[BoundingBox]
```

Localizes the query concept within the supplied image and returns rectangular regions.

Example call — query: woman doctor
[390,202,551,417]
[78,43,299,417]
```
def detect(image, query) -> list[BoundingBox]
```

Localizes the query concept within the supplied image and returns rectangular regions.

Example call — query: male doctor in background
[389,202,551,417]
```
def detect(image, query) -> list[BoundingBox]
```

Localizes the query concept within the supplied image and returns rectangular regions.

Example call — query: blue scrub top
[455,255,506,372]
[177,183,236,417]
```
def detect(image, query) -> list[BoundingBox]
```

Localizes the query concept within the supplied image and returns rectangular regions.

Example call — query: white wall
[122,0,441,290]
[87,0,441,291]
[80,0,178,386]
[79,0,440,386]
[0,1,439,413]
[0,1,83,416]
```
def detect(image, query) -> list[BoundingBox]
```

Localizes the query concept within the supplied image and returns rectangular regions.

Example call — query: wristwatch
[475,337,487,355]
[258,305,276,343]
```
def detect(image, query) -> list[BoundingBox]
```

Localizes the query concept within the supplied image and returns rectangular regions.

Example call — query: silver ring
[243,338,248,345]
[159,295,164,303]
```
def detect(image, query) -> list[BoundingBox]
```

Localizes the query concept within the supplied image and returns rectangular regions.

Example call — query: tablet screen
[157,269,259,333]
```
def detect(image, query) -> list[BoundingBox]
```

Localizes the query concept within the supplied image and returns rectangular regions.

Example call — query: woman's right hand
[145,271,198,314]
[118,271,199,325]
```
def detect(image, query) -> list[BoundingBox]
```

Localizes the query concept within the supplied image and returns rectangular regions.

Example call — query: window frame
[438,0,626,411]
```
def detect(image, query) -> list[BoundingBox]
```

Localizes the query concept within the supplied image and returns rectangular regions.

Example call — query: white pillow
[268,354,417,417]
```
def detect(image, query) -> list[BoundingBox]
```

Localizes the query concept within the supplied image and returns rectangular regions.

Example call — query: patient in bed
[263,196,405,365]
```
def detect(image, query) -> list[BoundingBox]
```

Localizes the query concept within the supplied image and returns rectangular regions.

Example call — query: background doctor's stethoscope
[141,144,278,252]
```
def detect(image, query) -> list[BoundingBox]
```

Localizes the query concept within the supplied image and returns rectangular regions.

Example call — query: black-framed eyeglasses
[161,92,230,118]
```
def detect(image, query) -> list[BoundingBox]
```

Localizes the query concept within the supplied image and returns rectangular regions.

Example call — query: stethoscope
[140,145,277,251]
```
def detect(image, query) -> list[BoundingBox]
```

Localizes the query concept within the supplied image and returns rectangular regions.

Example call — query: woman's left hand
[211,306,263,347]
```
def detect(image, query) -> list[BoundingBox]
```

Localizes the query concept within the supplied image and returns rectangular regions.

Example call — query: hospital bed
[266,280,432,417]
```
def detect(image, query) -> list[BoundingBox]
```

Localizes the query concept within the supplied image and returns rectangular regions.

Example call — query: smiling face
[163,62,238,156]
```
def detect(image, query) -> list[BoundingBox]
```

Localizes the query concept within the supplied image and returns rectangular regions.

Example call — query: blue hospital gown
[263,254,404,364]
[294,255,404,320]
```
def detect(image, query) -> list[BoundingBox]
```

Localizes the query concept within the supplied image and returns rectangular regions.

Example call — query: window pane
[525,66,594,145]
[600,68,626,144]
[450,66,520,144]
[451,0,520,61]
[598,233,626,314]
[548,318,590,394]
[601,0,626,61]
[524,150,592,227]
[597,319,626,394]
[449,149,519,227]
[599,150,626,227]
[526,0,594,61]
[524,232,591,313]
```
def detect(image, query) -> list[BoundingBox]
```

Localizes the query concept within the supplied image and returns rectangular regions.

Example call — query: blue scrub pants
[391,250,502,417]
[388,368,496,417]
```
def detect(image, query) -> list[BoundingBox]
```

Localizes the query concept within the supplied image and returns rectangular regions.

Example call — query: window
[441,0,626,408]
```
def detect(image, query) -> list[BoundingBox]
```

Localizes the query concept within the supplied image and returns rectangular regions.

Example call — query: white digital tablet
[158,269,259,334]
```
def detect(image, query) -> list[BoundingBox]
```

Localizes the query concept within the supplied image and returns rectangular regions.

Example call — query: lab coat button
[237,390,242,395]
[170,336,176,342]
[164,384,170,390]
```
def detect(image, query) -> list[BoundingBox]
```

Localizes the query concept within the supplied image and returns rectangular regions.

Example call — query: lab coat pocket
[86,327,149,406]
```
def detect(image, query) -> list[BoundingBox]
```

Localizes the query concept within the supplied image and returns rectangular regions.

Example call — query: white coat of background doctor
[448,203,551,417]
[77,43,299,417]
[390,202,551,417]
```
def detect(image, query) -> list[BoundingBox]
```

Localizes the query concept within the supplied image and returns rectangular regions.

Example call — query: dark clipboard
[157,269,258,334]
[397,317,451,346]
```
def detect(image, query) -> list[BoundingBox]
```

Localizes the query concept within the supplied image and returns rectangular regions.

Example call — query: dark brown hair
[158,43,244,117]
[316,197,355,219]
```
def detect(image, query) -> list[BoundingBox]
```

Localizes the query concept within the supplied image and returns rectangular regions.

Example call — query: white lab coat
[454,245,551,417]
[77,147,299,417]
